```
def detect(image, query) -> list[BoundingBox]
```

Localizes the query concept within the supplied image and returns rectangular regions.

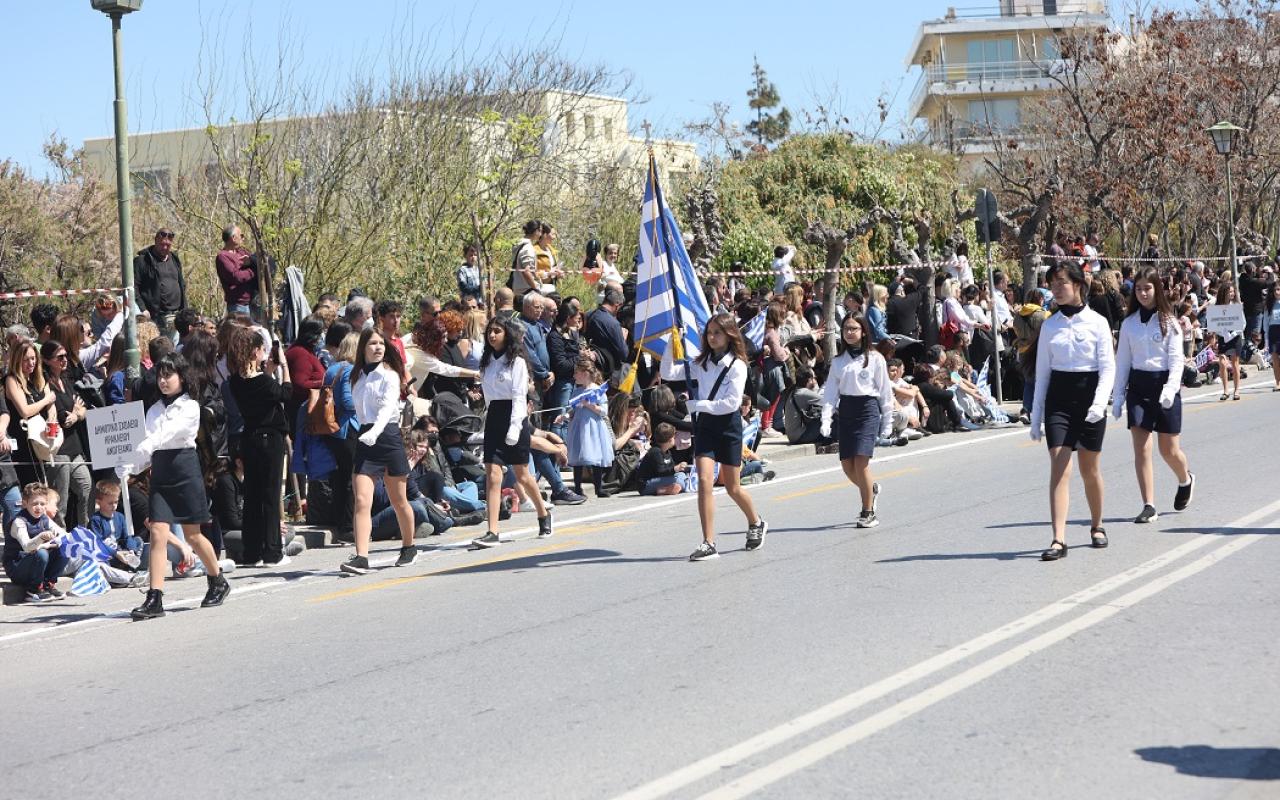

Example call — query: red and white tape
[0,287,124,301]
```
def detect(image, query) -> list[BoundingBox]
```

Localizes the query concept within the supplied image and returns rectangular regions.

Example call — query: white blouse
[481,355,530,444]
[659,347,747,417]
[128,393,200,474]
[819,350,894,435]
[352,364,402,441]
[1031,306,1116,427]
[1114,311,1184,407]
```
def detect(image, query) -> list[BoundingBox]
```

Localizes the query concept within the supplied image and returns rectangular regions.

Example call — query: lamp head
[1206,120,1243,156]
[90,0,143,15]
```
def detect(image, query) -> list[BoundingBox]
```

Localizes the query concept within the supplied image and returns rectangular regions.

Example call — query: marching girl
[123,353,230,620]
[339,327,419,574]
[1213,282,1244,401]
[1112,267,1194,523]
[470,317,552,549]
[1029,261,1116,561]
[819,315,895,529]
[660,313,767,560]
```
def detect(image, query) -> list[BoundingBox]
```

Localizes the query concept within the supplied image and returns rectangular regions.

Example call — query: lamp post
[90,0,144,380]
[1206,120,1244,298]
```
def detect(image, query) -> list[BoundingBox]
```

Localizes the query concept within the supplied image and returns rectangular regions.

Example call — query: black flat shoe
[1090,527,1109,548]
[1041,540,1068,561]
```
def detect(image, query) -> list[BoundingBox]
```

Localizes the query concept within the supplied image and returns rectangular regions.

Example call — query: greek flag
[743,311,766,351]
[61,526,113,563]
[974,363,1010,424]
[633,154,711,360]
[70,561,110,597]
[742,416,761,451]
[568,384,608,410]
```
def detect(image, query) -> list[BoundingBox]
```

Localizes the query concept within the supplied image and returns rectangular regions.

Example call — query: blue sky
[5,1,1195,175]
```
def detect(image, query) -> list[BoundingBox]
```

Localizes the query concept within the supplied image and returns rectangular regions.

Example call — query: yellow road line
[309,521,630,603]
[775,467,920,502]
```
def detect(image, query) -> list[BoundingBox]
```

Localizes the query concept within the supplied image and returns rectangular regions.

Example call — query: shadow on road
[1135,745,1280,780]
[435,548,685,576]
[1161,526,1279,536]
[876,547,1053,563]
[985,517,1131,530]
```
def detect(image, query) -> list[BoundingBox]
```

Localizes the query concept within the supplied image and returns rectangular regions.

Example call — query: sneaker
[689,541,719,561]
[498,504,512,521]
[745,518,768,551]
[471,531,501,549]
[519,498,537,513]
[264,555,292,567]
[414,521,435,539]
[25,587,50,603]
[217,559,237,574]
[339,554,372,575]
[550,488,587,506]
[111,549,142,571]
[871,482,881,514]
[856,511,880,528]
[959,418,982,431]
[761,427,784,438]
[904,428,924,441]
[395,546,419,567]
[451,510,486,527]
[537,512,554,539]
[128,571,150,588]
[43,582,65,600]
[1134,504,1158,524]
[1173,473,1195,511]
[284,538,307,557]
[894,435,909,447]
[763,470,777,482]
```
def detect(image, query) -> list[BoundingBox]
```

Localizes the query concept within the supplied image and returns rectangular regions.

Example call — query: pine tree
[746,57,791,147]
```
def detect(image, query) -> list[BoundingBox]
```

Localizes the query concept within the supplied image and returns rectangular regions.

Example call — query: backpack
[602,440,644,494]
[306,371,340,436]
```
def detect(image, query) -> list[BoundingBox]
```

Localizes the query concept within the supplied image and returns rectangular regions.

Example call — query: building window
[966,98,1021,133]
[584,114,595,138]
[130,168,170,197]
[562,112,575,138]
[603,117,613,140]
[966,37,1017,79]
[1041,35,1060,61]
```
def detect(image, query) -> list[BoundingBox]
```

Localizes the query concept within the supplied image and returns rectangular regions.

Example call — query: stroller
[430,390,486,485]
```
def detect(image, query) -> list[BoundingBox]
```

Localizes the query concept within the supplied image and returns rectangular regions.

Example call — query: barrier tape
[0,288,124,301]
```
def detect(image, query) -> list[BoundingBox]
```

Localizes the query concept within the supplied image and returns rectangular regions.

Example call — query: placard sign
[1205,303,1246,337]
[85,401,146,469]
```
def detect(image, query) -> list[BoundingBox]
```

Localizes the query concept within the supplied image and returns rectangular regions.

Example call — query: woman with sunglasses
[40,340,93,527]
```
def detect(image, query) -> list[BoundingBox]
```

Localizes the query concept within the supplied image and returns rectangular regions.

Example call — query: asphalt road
[2,379,1277,799]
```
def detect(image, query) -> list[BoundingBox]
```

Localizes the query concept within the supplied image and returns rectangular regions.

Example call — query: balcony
[938,2,1107,19]
[908,59,1062,118]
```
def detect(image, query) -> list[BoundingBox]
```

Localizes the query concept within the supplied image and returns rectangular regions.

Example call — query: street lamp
[90,0,144,380]
[1206,120,1244,297]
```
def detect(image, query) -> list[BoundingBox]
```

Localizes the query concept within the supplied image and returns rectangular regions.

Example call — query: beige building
[905,1,1110,167]
[82,90,697,195]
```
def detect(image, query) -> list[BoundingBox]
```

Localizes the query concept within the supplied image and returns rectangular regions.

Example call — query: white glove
[819,421,832,439]
[1085,406,1104,424]
[505,429,519,446]
[358,430,378,447]
[1159,387,1176,409]
[115,463,133,479]
[1111,400,1124,420]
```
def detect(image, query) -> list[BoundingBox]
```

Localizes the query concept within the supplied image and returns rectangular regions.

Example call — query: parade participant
[1029,261,1115,561]
[122,353,230,620]
[819,315,894,528]
[1112,267,1194,523]
[659,313,767,560]
[339,328,419,574]
[1213,282,1244,401]
[470,317,553,548]
[1265,281,1280,391]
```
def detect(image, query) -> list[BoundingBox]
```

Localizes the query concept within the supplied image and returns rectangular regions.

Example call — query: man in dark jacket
[584,287,628,377]
[133,228,186,339]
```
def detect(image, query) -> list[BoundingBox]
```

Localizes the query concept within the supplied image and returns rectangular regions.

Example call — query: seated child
[636,423,692,496]
[87,479,142,570]
[3,483,69,602]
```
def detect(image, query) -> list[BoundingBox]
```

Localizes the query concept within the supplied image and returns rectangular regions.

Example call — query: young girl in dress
[123,353,230,620]
[820,315,895,528]
[1029,261,1116,561]
[339,327,418,575]
[1112,267,1194,524]
[660,313,767,560]
[566,357,614,498]
[471,317,552,548]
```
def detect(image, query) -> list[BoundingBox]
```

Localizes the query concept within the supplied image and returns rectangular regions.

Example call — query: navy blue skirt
[837,395,881,460]
[149,449,210,525]
[355,422,409,477]
[1126,369,1182,434]
[693,411,743,467]
[483,399,532,466]
[1045,371,1105,452]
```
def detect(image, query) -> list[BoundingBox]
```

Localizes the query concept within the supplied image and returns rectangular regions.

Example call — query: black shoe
[537,513,553,539]
[43,581,65,600]
[131,589,166,621]
[550,488,587,506]
[395,546,419,567]
[1134,504,1158,524]
[1090,527,1108,548]
[689,541,719,561]
[1173,473,1194,511]
[745,518,768,551]
[451,510,486,527]
[339,555,371,575]
[201,574,231,607]
[498,505,512,521]
[471,531,501,549]
[596,487,614,499]
[1041,541,1068,561]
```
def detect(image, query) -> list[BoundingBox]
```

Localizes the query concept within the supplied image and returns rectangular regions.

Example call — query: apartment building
[905,1,1110,168]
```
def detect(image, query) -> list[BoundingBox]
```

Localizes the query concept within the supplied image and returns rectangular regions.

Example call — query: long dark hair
[349,326,407,388]
[1267,279,1280,314]
[182,330,220,400]
[836,314,871,366]
[1125,267,1176,337]
[480,317,526,369]
[695,313,747,368]
[1215,280,1236,305]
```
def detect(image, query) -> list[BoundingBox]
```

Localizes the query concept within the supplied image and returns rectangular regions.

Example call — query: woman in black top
[545,300,582,440]
[226,327,293,566]
[40,339,93,526]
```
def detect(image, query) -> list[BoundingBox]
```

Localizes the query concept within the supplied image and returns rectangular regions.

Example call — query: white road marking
[699,525,1273,800]
[612,497,1280,800]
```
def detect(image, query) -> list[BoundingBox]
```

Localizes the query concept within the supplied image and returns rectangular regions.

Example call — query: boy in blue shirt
[87,480,142,570]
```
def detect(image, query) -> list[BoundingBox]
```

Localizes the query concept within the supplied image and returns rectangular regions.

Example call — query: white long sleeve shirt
[80,309,125,368]
[660,346,747,416]
[1031,306,1116,431]
[352,364,402,441]
[819,350,894,436]
[129,393,200,474]
[481,355,530,443]
[1114,310,1184,407]
[772,246,796,295]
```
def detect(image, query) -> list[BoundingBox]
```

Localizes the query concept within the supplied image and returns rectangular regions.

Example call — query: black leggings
[240,429,286,564]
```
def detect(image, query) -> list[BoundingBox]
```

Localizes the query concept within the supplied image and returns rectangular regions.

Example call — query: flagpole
[647,147,698,401]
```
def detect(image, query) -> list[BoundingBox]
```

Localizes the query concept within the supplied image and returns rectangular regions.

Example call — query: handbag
[305,372,341,436]
[21,415,63,461]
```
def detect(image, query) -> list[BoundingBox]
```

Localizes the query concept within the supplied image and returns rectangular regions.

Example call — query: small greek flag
[70,561,110,597]
[61,526,113,563]
[743,311,766,351]
[568,384,609,410]
[974,363,1010,424]
[742,416,761,451]
[1193,346,1216,370]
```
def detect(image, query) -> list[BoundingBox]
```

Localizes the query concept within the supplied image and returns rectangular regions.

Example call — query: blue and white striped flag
[61,526,113,563]
[70,561,110,597]
[568,384,608,410]
[743,311,766,351]
[974,363,1009,424]
[742,416,761,451]
[633,154,712,360]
